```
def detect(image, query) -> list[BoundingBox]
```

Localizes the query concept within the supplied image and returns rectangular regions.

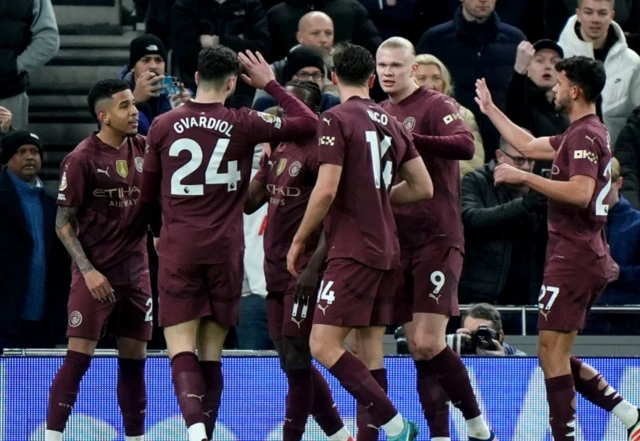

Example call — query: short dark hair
[87,79,130,121]
[461,303,503,335]
[332,43,375,87]
[555,56,606,104]
[578,0,614,8]
[286,80,322,113]
[197,46,241,89]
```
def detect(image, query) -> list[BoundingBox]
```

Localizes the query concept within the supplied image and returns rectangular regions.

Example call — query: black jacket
[417,8,526,159]
[266,0,382,61]
[0,170,70,347]
[171,0,270,109]
[0,0,33,98]
[616,106,640,209]
[459,161,546,304]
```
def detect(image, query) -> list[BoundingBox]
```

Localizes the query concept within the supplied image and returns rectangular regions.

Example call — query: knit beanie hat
[129,34,167,69]
[283,46,326,82]
[0,131,43,164]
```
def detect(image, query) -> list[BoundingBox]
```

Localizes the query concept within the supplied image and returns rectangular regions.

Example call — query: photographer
[446,303,526,356]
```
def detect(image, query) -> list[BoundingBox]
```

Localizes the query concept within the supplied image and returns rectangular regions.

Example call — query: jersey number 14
[365,131,393,190]
[169,138,241,195]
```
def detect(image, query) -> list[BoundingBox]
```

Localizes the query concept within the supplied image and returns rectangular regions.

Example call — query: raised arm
[475,78,556,161]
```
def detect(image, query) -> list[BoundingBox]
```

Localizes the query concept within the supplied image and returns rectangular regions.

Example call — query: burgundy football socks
[171,352,207,439]
[545,374,577,440]
[310,365,346,437]
[357,368,388,441]
[415,359,450,438]
[200,360,223,439]
[117,358,147,438]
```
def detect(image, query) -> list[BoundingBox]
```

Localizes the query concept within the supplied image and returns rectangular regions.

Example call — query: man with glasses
[253,46,340,113]
[459,136,548,309]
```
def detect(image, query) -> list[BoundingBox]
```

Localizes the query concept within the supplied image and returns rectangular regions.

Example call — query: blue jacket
[416,8,525,158]
[599,196,640,305]
[120,66,173,136]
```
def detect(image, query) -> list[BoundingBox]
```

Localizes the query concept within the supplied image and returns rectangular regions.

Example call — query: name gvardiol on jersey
[173,116,233,137]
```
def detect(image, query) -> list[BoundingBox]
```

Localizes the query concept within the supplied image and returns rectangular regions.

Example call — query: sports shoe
[628,409,640,441]
[470,431,498,441]
[387,419,418,441]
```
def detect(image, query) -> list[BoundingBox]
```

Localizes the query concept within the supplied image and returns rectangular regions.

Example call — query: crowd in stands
[1,0,639,350]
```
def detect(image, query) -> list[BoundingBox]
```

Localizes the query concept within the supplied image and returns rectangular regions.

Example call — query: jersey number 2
[365,131,393,189]
[595,159,612,216]
[169,138,241,195]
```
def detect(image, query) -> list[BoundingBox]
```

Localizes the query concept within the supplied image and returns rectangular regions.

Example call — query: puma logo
[203,410,213,417]
[585,135,596,145]
[187,394,205,401]
[428,292,442,304]
[540,310,551,321]
[317,304,330,315]
[364,402,374,410]
[97,167,110,177]
[366,424,380,431]
[445,99,456,106]
[291,317,304,329]
[323,117,331,126]
[285,418,293,423]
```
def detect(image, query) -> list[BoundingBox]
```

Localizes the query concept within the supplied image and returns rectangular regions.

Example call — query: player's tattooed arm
[55,206,94,275]
[244,178,269,214]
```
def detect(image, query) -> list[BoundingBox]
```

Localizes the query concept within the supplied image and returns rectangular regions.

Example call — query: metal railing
[1,306,638,356]
[459,304,640,336]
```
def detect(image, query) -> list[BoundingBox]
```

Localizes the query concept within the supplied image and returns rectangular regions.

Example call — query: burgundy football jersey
[317,96,420,271]
[143,85,316,265]
[547,114,612,273]
[57,134,148,281]
[381,87,467,257]
[254,137,319,292]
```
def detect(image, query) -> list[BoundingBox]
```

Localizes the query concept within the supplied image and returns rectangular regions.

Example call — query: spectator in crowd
[0,131,69,351]
[505,40,570,174]
[145,0,176,49]
[414,54,485,178]
[266,0,381,62]
[558,0,640,145]
[120,34,191,136]
[616,105,640,208]
[416,0,526,159]
[459,136,547,307]
[252,46,340,112]
[545,0,640,53]
[360,0,418,41]
[171,0,270,108]
[253,12,338,104]
[409,0,543,46]
[236,146,272,350]
[454,303,526,356]
[598,158,640,306]
[585,158,640,335]
[0,0,60,130]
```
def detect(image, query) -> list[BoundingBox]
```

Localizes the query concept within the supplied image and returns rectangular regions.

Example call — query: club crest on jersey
[403,116,416,132]
[289,161,302,177]
[58,171,68,191]
[69,311,83,327]
[135,157,144,172]
[277,158,288,176]
[116,160,129,178]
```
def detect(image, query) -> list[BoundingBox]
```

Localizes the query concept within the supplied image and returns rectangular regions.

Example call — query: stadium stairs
[29,20,140,194]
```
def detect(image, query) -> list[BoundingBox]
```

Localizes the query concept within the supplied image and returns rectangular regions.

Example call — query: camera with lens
[445,325,499,355]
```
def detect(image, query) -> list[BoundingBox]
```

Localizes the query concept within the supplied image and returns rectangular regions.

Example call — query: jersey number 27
[169,138,241,195]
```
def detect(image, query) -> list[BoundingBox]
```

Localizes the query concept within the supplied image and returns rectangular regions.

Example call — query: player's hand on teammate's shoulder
[494,163,526,186]
[134,71,166,103]
[83,269,116,303]
[295,266,319,300]
[474,78,495,115]
[238,50,275,90]
[0,106,12,133]
[287,240,306,278]
[170,82,192,109]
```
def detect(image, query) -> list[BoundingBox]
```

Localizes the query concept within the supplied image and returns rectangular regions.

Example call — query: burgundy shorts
[157,253,243,328]
[312,258,397,328]
[66,269,153,342]
[266,279,317,340]
[394,246,462,324]
[538,258,608,332]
